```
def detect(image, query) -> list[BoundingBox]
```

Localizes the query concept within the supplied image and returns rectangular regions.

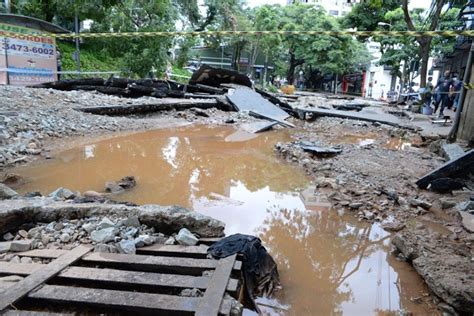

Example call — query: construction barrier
[1,30,473,39]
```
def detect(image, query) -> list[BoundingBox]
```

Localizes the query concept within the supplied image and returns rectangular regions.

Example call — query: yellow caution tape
[464,83,474,90]
[1,30,473,39]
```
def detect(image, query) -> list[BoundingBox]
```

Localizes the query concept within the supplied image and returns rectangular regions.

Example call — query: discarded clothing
[207,234,280,312]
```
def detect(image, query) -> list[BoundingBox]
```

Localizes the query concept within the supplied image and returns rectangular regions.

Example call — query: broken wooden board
[416,149,474,189]
[75,98,220,115]
[227,86,290,123]
[0,245,92,311]
[296,107,415,129]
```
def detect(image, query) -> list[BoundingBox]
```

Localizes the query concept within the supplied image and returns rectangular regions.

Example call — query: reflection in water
[10,125,438,315]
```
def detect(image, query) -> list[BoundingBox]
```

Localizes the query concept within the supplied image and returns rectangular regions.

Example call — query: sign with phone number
[2,38,55,59]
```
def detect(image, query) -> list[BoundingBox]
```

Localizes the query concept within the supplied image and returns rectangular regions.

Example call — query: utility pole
[74,13,81,78]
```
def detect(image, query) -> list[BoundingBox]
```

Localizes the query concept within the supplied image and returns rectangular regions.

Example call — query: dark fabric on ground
[207,234,280,312]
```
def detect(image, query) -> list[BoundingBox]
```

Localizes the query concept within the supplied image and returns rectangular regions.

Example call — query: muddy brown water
[10,125,439,315]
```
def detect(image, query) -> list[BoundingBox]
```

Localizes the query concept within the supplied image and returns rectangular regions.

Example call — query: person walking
[452,76,463,112]
[56,48,62,80]
[433,70,454,117]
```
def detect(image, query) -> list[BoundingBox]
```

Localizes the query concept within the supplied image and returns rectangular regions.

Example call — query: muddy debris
[392,229,474,314]
[105,176,136,194]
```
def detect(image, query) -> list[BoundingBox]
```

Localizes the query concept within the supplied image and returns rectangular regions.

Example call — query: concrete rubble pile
[0,184,224,263]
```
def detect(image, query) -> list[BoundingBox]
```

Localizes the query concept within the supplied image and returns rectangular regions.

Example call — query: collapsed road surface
[1,76,473,314]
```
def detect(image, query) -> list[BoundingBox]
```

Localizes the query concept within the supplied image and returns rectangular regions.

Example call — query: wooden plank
[195,254,237,316]
[0,245,92,312]
[416,149,474,189]
[81,252,218,275]
[18,249,66,259]
[0,264,238,294]
[137,244,209,258]
[18,249,242,271]
[61,266,239,293]
[0,262,44,275]
[28,285,199,314]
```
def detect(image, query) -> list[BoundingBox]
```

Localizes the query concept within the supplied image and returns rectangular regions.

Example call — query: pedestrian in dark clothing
[56,48,62,81]
[433,70,453,117]
[452,76,462,111]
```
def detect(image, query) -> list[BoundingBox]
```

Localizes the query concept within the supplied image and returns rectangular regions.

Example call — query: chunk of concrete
[90,227,117,243]
[176,228,198,246]
[120,215,140,227]
[459,211,474,233]
[94,243,118,253]
[409,198,432,210]
[48,187,76,200]
[116,239,136,254]
[0,183,18,200]
[441,143,465,161]
[82,222,97,233]
[97,217,115,229]
[104,182,124,194]
[10,239,32,252]
[0,241,11,254]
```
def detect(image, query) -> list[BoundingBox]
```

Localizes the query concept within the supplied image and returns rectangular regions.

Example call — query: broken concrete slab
[441,143,465,161]
[227,85,292,128]
[243,121,278,134]
[296,107,415,130]
[0,198,225,237]
[248,110,295,128]
[297,142,342,156]
[416,149,474,190]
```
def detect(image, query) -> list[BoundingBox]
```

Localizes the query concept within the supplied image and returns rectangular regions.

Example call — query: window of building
[329,10,339,16]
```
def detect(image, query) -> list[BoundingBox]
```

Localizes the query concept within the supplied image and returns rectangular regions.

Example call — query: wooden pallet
[0,242,242,315]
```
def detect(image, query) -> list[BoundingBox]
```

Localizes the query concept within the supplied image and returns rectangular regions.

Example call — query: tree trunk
[232,44,242,72]
[418,38,432,88]
[263,54,268,87]
[401,0,444,89]
[287,50,303,84]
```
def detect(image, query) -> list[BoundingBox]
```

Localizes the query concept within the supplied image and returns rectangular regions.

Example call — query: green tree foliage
[90,0,175,77]
[11,0,118,23]
[346,0,462,88]
[254,4,371,84]
[376,5,462,87]
[343,0,399,33]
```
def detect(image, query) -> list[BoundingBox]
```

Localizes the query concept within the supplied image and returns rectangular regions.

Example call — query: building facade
[287,0,361,17]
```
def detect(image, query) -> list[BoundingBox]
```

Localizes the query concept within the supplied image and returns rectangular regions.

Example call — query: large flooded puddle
[11,125,437,315]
